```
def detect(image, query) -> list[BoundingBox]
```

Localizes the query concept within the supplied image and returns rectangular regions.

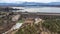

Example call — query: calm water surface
[13,7,60,13]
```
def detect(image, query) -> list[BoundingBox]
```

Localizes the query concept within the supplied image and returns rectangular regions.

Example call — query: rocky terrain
[0,12,20,34]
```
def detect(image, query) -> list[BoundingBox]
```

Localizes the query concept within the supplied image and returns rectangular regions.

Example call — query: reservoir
[14,7,60,13]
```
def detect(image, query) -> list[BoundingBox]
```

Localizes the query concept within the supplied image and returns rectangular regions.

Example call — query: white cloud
[0,0,59,3]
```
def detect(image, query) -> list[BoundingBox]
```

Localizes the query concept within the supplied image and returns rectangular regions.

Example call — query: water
[13,7,60,13]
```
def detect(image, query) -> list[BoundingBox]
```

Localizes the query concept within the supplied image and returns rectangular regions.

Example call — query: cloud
[0,0,59,3]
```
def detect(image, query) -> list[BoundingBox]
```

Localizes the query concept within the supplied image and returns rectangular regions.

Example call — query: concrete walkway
[3,23,23,34]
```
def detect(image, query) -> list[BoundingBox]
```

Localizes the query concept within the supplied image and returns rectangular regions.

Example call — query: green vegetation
[16,16,60,34]
[43,16,60,20]
[16,23,41,34]
[18,20,24,23]
[42,19,60,33]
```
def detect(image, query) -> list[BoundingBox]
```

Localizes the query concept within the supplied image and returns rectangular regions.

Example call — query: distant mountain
[0,2,60,7]
[47,2,60,5]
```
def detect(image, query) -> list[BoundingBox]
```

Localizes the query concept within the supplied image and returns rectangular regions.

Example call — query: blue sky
[0,0,60,3]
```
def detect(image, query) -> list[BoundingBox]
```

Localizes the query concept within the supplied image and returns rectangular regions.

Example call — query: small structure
[24,18,35,23]
[35,18,42,24]
[12,14,20,21]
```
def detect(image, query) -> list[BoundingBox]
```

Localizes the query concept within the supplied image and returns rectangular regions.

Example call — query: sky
[0,0,60,3]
